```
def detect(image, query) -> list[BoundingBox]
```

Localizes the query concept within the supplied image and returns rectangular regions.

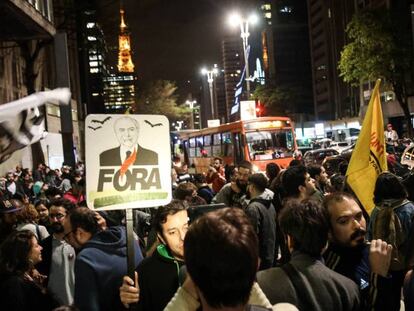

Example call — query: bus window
[189,137,196,158]
[183,140,189,164]
[203,135,212,157]
[223,132,234,157]
[245,129,294,161]
[233,132,244,163]
[195,136,204,157]
[212,133,222,157]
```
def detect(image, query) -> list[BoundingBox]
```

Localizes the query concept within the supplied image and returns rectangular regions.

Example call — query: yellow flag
[346,79,388,215]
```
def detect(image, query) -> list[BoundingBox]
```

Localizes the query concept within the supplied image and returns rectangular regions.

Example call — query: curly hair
[16,204,39,224]
[0,230,36,275]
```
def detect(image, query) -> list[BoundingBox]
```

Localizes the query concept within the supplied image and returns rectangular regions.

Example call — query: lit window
[87,23,95,28]
[90,68,98,73]
[92,93,99,96]
[89,61,98,67]
[280,6,292,13]
[87,36,97,41]
[89,55,97,60]
[265,12,271,19]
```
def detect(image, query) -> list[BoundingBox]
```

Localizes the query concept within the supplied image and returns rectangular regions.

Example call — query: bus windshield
[246,129,295,161]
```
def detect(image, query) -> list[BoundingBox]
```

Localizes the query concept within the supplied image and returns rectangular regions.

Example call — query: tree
[251,84,296,116]
[134,80,190,125]
[339,9,413,136]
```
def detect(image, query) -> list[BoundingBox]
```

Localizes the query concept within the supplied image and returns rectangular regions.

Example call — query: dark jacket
[257,252,360,311]
[245,189,277,270]
[324,242,392,311]
[74,226,143,311]
[197,185,215,204]
[0,273,59,311]
[136,244,184,311]
[99,145,158,166]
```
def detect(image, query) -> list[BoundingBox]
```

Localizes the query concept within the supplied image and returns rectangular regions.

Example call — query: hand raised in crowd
[208,166,217,176]
[369,239,392,277]
[119,271,139,308]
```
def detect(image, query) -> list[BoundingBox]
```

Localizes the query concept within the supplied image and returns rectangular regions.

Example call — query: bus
[177,117,297,173]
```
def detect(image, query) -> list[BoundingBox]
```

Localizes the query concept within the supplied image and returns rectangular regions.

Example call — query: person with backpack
[367,172,414,311]
[245,173,277,270]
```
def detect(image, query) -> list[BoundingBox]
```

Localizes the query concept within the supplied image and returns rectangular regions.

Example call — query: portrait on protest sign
[85,114,171,211]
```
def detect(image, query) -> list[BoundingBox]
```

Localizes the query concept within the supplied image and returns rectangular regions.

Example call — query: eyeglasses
[50,213,66,220]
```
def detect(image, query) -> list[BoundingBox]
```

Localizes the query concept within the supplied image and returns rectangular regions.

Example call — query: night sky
[97,0,253,98]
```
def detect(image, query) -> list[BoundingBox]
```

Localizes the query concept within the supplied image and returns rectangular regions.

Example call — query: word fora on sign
[97,167,161,192]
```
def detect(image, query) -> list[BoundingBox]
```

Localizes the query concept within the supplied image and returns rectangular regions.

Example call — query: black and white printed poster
[85,114,172,210]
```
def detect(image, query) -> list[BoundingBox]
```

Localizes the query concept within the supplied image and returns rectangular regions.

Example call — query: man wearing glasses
[37,198,76,305]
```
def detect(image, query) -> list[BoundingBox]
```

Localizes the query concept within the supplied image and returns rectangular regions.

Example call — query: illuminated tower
[103,5,136,113]
[117,8,134,73]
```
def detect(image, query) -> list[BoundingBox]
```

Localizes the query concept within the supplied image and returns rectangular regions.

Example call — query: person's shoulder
[137,250,177,276]
[218,182,232,192]
[321,261,360,289]
[40,234,53,247]
[100,146,119,156]
[257,267,285,283]
[138,144,158,154]
[138,253,159,269]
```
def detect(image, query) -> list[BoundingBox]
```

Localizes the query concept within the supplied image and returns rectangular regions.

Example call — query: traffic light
[255,100,263,117]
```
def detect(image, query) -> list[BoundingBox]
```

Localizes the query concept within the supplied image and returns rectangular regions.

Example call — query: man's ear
[298,184,305,194]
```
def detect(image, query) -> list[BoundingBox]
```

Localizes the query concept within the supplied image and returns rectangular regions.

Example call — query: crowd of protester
[0,155,414,311]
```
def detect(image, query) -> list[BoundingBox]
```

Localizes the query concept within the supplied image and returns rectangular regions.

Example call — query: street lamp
[186,99,197,129]
[201,66,218,119]
[228,12,258,96]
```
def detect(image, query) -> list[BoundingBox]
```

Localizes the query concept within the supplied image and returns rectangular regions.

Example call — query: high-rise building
[215,68,228,124]
[103,73,136,112]
[103,6,136,113]
[307,0,358,120]
[77,2,108,114]
[222,35,244,122]
[261,0,314,118]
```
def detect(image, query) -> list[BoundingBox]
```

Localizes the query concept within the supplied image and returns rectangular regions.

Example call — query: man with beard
[36,198,76,305]
[323,192,393,311]
[308,164,330,195]
[212,160,252,208]
[282,165,317,202]
[206,157,226,193]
